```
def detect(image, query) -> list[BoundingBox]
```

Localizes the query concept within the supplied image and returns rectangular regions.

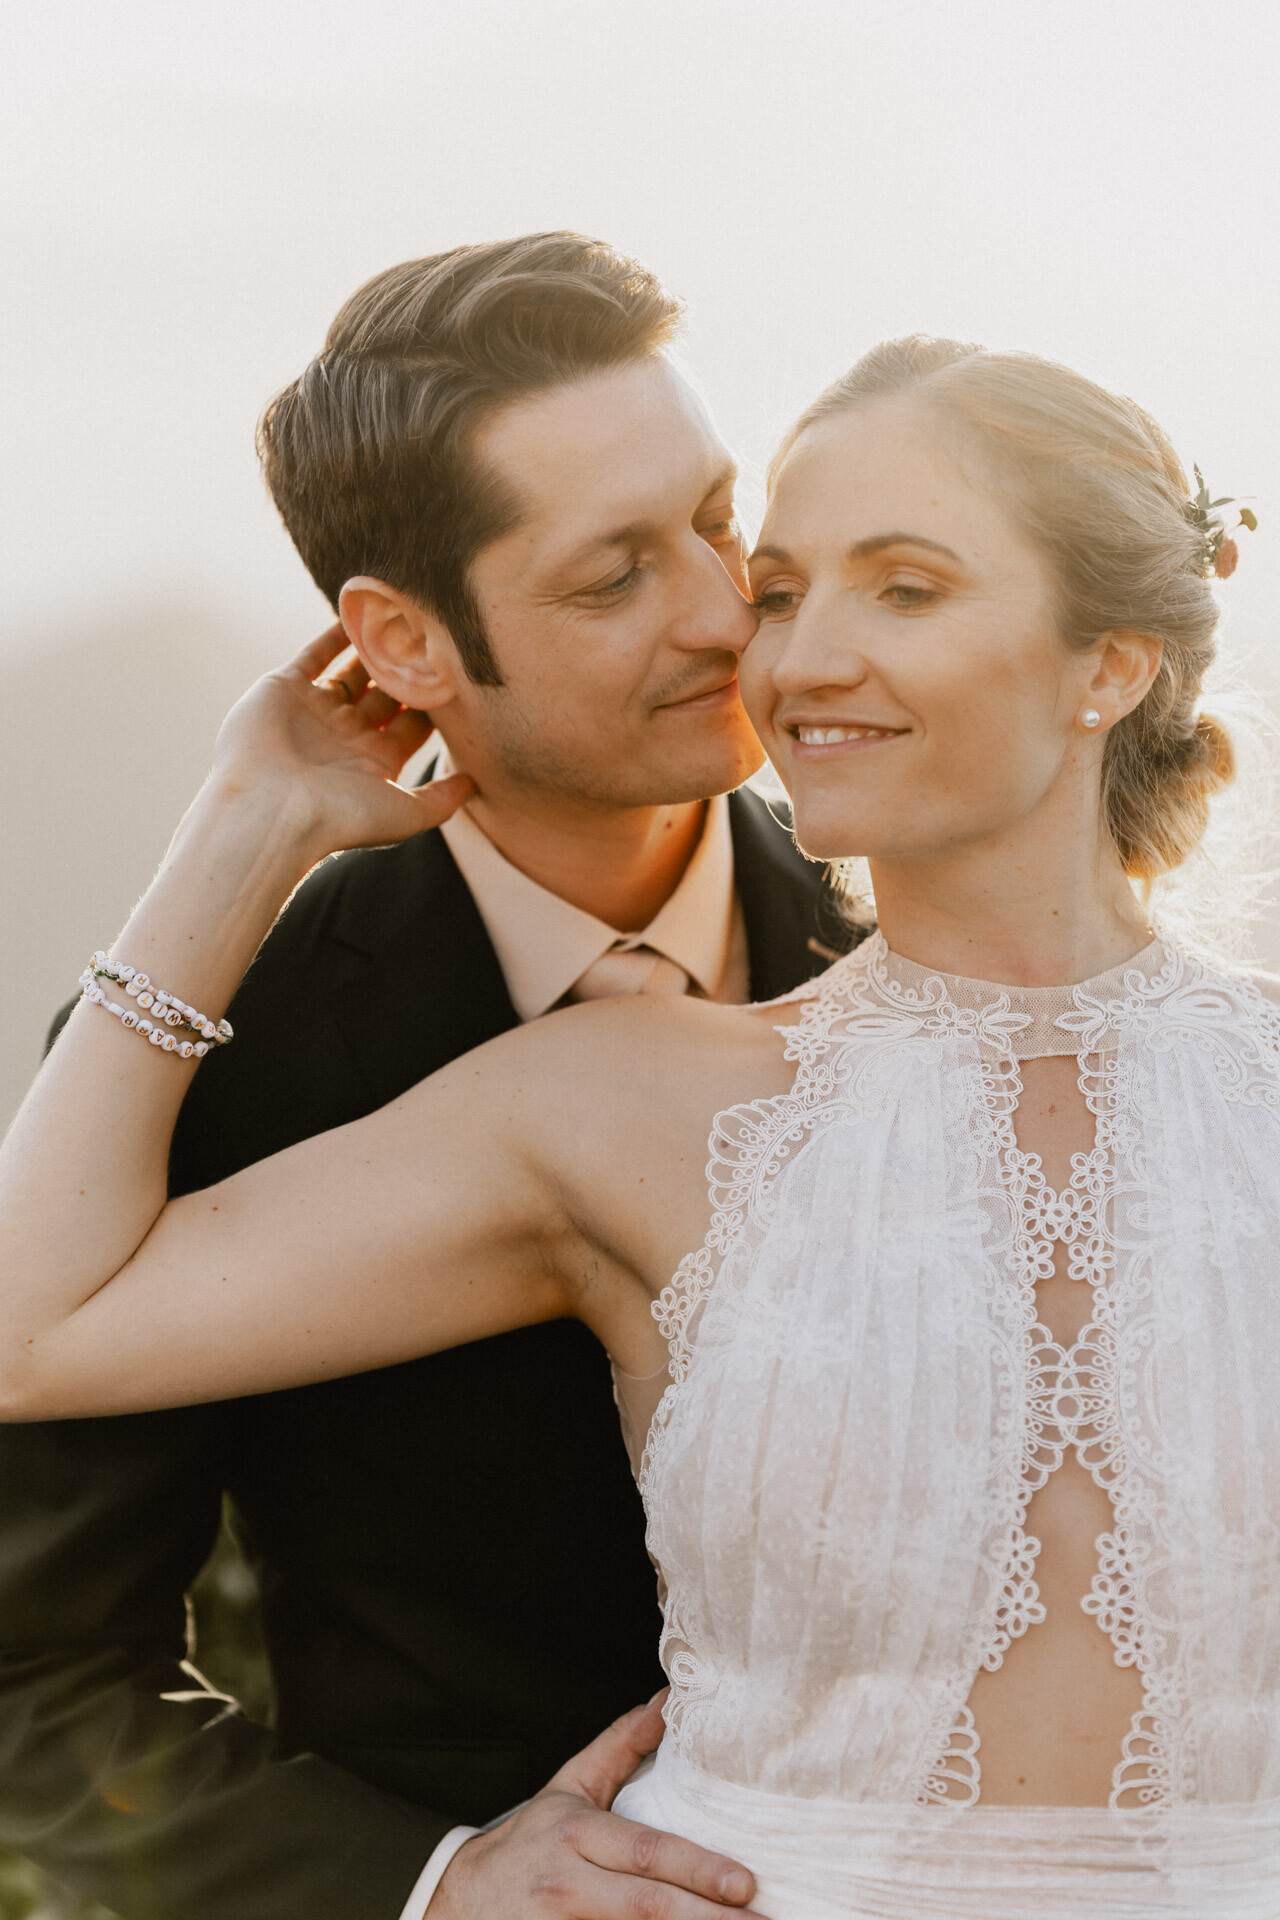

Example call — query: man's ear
[338,577,460,714]
[1084,629,1164,728]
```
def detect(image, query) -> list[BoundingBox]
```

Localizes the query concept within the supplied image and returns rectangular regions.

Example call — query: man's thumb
[552,1694,670,1808]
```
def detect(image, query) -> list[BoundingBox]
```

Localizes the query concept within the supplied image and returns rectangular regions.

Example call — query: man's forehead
[477,358,736,562]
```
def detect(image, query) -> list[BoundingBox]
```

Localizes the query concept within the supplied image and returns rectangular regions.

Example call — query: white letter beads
[78,952,234,1058]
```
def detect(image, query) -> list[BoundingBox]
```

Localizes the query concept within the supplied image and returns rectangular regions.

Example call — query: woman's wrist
[104,779,328,1030]
[174,772,329,879]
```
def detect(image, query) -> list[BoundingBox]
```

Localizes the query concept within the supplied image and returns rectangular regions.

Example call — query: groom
[0,234,852,1920]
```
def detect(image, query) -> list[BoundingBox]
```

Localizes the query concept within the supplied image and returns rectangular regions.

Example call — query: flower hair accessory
[1187,466,1258,579]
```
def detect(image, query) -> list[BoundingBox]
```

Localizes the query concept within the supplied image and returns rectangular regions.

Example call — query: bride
[2,334,1275,1919]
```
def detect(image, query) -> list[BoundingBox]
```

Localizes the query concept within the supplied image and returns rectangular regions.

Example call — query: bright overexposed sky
[3,0,1279,1117]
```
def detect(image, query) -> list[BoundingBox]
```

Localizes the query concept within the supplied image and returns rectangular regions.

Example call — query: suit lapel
[324,830,519,1109]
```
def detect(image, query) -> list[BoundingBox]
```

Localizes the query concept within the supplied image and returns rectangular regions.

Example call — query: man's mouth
[659,675,741,712]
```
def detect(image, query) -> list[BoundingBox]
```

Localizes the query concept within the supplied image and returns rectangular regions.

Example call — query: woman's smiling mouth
[789,722,909,752]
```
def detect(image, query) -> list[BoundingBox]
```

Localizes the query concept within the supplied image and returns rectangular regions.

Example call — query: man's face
[445,355,764,807]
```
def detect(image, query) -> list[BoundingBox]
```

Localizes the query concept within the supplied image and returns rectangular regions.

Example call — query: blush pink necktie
[570,944,691,1002]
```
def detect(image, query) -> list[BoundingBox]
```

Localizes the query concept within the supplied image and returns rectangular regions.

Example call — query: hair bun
[1190,712,1236,791]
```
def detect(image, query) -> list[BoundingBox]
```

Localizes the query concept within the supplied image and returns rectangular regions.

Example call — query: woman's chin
[790,811,885,866]
[791,798,960,867]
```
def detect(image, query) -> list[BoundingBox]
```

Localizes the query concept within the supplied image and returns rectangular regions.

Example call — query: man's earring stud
[1080,708,1102,730]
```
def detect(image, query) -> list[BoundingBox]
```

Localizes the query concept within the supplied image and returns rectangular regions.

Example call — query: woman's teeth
[795,725,897,745]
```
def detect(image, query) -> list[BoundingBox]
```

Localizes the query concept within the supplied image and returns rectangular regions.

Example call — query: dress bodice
[630,932,1280,1822]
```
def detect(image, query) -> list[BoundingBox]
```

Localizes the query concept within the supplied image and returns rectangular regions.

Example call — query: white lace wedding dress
[612,933,1280,1918]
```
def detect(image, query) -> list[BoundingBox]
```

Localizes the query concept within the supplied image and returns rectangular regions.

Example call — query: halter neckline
[865,932,1170,1061]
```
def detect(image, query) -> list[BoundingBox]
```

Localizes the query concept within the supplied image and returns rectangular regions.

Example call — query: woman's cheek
[737,646,776,741]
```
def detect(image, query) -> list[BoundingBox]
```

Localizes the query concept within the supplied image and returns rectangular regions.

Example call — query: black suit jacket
[0,790,854,1920]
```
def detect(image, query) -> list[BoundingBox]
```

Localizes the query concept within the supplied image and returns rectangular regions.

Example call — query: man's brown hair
[257,232,684,686]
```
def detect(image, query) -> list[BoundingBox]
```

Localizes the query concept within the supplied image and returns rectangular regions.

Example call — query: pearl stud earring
[1080,708,1102,730]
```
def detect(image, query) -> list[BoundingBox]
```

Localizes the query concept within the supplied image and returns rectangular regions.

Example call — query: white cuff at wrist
[397,1826,481,1919]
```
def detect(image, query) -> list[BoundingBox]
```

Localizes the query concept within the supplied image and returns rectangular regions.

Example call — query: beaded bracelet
[79,952,233,1058]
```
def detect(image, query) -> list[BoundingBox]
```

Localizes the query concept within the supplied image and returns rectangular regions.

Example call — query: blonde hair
[774,335,1235,879]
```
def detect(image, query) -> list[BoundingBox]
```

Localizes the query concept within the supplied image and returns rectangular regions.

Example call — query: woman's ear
[1085,629,1164,727]
[338,577,460,714]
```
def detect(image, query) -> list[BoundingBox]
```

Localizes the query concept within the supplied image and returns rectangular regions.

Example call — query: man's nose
[676,538,760,657]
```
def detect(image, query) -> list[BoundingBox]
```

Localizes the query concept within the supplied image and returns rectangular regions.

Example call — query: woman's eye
[752,587,801,618]
[882,582,938,609]
[698,517,740,544]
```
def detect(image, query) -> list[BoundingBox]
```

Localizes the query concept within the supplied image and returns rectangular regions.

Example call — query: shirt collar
[431,749,736,1021]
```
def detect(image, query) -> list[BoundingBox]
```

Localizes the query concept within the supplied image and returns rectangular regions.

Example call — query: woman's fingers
[409,772,474,829]
[234,629,463,846]
[290,630,374,707]
[383,707,436,759]
[292,624,351,680]
[322,656,371,705]
[352,684,402,728]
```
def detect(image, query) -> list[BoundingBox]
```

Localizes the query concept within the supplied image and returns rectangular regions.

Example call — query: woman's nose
[769,603,868,695]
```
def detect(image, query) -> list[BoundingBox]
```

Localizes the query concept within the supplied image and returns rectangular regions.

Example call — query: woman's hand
[210,624,473,862]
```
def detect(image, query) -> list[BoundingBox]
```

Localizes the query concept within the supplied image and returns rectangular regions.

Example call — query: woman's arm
[0,631,579,1419]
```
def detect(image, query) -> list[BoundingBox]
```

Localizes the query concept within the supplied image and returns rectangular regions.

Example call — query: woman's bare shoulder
[517,989,795,1084]
[406,988,797,1139]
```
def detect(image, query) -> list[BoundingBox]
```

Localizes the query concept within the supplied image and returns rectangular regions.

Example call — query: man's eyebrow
[550,521,648,576]
[549,466,742,575]
[699,464,738,506]
[749,532,963,566]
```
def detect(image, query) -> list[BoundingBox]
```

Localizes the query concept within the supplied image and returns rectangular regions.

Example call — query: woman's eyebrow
[749,533,963,567]
[847,532,963,563]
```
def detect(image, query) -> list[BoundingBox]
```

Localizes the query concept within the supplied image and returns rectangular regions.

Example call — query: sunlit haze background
[4,0,1279,1126]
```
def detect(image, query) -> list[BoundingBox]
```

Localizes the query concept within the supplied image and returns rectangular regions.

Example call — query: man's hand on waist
[427,1695,766,1920]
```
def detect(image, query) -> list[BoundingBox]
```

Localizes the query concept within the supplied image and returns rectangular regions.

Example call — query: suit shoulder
[255,831,456,962]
